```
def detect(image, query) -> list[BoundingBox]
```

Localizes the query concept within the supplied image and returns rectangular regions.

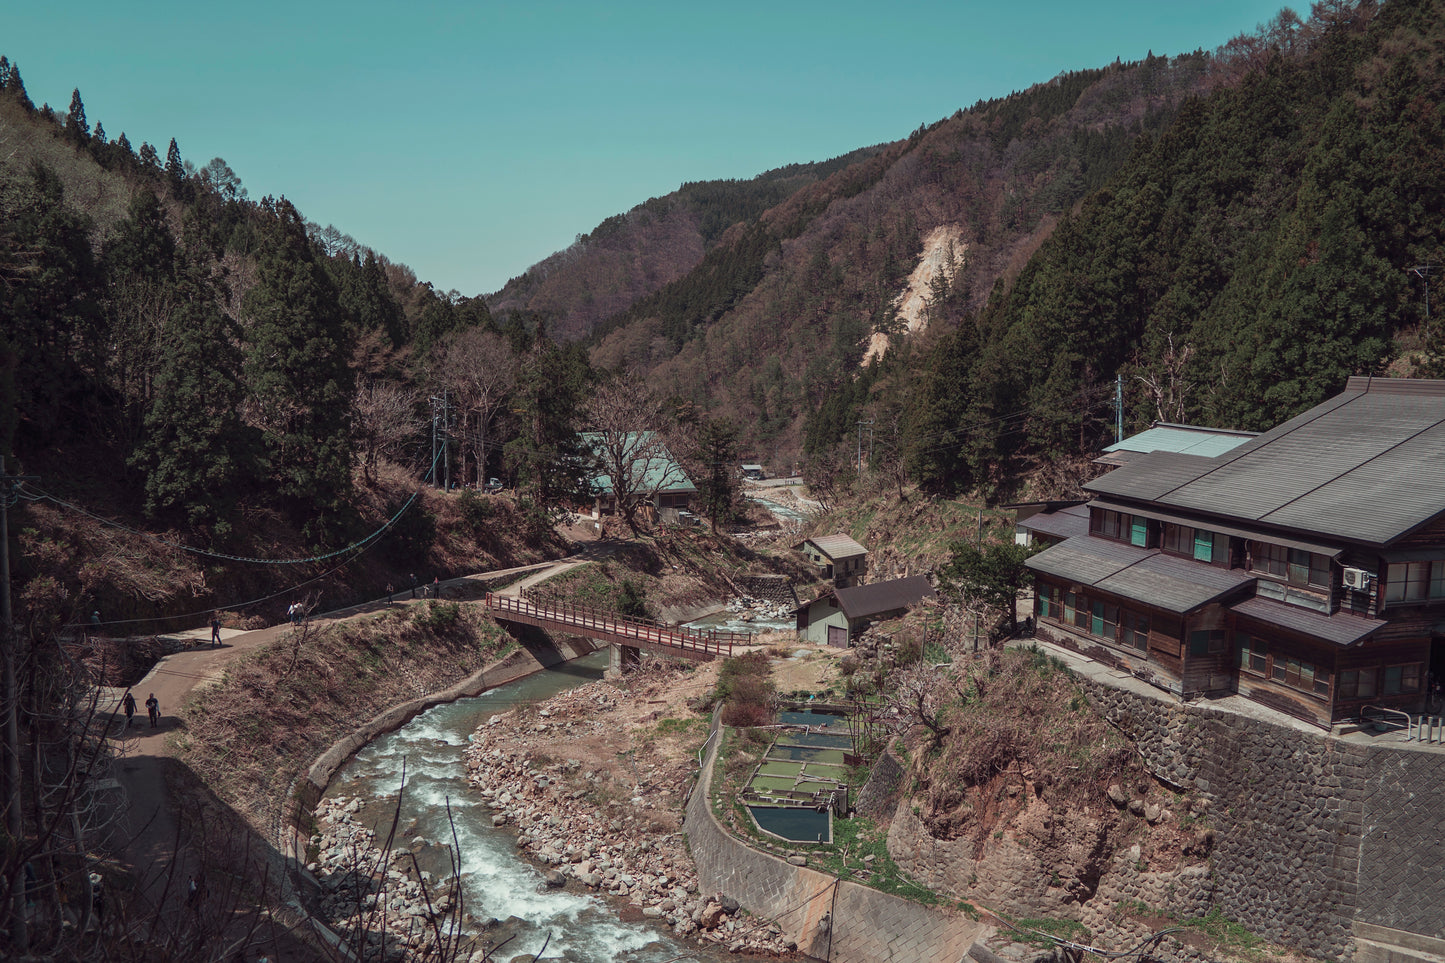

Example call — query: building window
[1238,633,1268,675]
[1119,611,1150,650]
[1188,629,1226,657]
[1092,509,1148,545]
[1038,584,1055,620]
[1253,543,1331,588]
[1385,561,1445,603]
[1271,655,1331,697]
[1164,524,1223,563]
[1091,601,1119,639]
[1338,668,1377,700]
[1382,663,1422,696]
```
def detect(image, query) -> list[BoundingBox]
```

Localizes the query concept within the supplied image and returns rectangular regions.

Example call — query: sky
[7,1,1292,297]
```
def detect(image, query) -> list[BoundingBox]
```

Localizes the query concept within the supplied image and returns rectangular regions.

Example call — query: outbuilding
[795,575,937,647]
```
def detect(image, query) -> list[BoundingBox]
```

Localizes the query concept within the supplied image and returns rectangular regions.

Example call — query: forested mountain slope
[907,0,1445,496]
[487,147,885,342]
[572,51,1217,465]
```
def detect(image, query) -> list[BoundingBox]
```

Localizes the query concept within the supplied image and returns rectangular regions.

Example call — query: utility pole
[1413,263,1438,335]
[430,391,451,490]
[856,420,873,472]
[1116,373,1123,444]
[2,469,38,954]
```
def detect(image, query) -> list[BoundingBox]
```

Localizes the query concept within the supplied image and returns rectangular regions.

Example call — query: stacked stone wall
[1075,681,1366,958]
[739,575,799,609]
[890,672,1445,961]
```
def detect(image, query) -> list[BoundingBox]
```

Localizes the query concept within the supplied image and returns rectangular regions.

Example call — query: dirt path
[98,556,576,925]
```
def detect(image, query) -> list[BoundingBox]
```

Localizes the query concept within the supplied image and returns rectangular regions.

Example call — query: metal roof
[832,576,936,620]
[1230,596,1385,647]
[801,534,868,560]
[1019,504,1090,542]
[581,432,696,496]
[1026,535,1253,614]
[1083,377,1445,546]
[1103,423,1258,458]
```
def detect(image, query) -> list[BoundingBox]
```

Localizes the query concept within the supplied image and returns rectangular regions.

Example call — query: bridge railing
[484,593,742,657]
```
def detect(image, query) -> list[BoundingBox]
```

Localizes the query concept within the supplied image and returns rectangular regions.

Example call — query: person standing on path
[385,583,394,606]
[121,692,136,728]
[410,573,418,599]
[431,576,440,599]
[210,613,222,647]
[145,693,159,728]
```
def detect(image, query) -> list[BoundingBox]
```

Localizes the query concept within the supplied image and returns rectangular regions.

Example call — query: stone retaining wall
[887,672,1445,962]
[685,727,983,962]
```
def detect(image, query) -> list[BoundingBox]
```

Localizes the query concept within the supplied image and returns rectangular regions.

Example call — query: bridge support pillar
[606,643,641,679]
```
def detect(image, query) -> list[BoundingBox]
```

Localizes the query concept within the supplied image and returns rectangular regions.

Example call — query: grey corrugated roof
[1083,378,1445,546]
[1019,504,1090,542]
[833,576,936,620]
[1026,536,1253,614]
[802,534,868,560]
[1103,423,1257,458]
[1230,596,1385,647]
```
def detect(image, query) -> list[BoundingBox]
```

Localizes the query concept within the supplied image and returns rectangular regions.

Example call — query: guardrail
[484,593,740,658]
[1360,704,1413,737]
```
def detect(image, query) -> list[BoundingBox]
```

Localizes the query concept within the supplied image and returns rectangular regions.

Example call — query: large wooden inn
[1019,377,1445,729]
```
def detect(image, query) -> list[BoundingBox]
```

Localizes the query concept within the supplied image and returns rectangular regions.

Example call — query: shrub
[457,488,493,529]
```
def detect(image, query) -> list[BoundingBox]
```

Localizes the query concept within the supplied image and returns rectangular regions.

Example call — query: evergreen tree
[692,416,741,529]
[242,199,356,538]
[129,270,257,531]
[138,142,159,169]
[505,336,593,506]
[65,88,88,143]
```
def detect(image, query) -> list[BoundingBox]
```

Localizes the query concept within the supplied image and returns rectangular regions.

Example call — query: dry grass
[910,647,1146,840]
[175,602,511,831]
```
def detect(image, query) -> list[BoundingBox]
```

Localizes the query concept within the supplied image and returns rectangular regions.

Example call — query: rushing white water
[326,653,722,962]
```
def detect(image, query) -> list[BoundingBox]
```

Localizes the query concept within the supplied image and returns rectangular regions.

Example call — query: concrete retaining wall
[686,725,983,962]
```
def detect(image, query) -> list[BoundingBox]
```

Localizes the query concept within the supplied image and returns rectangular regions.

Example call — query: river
[324,650,729,963]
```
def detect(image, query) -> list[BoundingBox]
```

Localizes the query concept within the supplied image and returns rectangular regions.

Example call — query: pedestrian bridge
[483,593,741,663]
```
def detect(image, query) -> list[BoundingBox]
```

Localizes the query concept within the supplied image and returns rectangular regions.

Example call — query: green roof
[581,431,696,496]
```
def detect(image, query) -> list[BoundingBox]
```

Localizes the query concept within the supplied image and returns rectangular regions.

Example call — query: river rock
[542,870,566,889]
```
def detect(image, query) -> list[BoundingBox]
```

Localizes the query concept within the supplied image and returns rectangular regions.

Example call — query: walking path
[95,555,579,937]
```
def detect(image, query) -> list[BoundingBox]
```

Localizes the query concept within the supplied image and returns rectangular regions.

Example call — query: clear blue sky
[8,1,1289,297]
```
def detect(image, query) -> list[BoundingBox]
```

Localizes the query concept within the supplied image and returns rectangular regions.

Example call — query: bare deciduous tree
[433,331,517,488]
[586,378,687,534]
[1135,333,1195,424]
[352,381,421,485]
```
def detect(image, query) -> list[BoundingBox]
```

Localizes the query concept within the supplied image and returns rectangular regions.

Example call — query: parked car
[483,477,503,493]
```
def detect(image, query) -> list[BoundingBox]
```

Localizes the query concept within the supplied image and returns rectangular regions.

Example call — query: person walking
[431,576,441,599]
[210,613,222,648]
[385,583,394,606]
[121,692,136,728]
[145,693,160,728]
[409,573,418,599]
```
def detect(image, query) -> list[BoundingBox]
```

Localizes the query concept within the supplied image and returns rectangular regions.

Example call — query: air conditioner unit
[1342,567,1373,590]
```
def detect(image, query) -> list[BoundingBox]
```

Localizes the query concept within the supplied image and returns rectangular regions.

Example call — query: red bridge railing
[484,593,740,659]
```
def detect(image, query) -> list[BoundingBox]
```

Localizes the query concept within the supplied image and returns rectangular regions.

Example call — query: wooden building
[795,575,937,647]
[1021,377,1445,729]
[795,535,869,588]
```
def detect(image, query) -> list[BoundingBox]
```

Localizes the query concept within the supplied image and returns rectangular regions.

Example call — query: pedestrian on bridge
[145,693,160,728]
[121,692,136,728]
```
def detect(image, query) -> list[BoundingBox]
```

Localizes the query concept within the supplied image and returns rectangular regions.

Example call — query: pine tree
[65,88,88,143]
[130,270,257,531]
[242,200,356,538]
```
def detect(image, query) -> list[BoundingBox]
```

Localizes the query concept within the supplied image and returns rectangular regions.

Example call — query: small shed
[795,534,868,587]
[741,464,767,481]
[795,576,937,647]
